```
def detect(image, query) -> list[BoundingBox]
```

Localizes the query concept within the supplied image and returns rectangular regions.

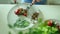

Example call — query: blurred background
[0,0,60,5]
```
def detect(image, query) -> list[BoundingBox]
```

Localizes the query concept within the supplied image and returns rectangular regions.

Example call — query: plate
[7,3,44,31]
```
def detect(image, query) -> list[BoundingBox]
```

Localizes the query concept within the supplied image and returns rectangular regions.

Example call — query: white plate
[7,3,44,34]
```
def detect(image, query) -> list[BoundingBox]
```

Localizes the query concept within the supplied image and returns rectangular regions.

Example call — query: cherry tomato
[23,13,27,17]
[47,20,53,26]
[15,9,21,15]
[57,25,60,30]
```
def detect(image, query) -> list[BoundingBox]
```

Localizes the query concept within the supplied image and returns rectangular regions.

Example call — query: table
[0,4,60,34]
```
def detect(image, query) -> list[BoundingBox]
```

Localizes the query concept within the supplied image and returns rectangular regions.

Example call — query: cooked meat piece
[32,12,39,20]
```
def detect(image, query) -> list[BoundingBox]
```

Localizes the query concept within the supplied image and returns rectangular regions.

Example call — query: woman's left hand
[32,0,41,4]
[36,0,41,2]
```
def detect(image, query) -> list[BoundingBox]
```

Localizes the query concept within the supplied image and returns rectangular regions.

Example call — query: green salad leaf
[14,19,30,28]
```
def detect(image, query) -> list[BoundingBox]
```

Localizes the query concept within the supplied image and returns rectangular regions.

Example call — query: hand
[32,0,41,4]
[36,0,41,2]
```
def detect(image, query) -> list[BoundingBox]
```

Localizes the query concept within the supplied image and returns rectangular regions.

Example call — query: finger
[32,0,35,4]
[36,0,41,2]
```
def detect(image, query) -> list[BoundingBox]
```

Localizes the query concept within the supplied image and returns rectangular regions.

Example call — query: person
[24,0,47,5]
